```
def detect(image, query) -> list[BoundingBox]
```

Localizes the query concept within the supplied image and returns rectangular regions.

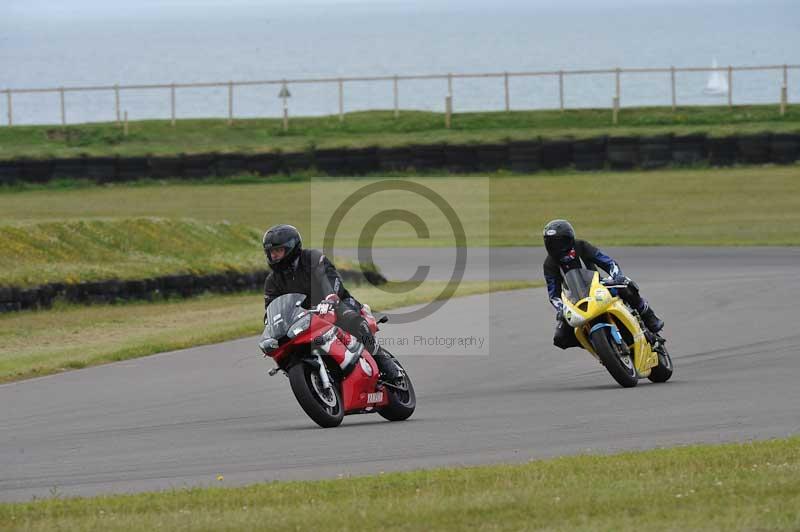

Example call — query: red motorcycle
[261,293,416,428]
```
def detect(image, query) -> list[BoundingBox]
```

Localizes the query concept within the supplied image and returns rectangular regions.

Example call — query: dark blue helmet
[543,219,576,259]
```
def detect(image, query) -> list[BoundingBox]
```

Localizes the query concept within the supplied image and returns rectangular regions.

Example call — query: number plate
[367,392,383,403]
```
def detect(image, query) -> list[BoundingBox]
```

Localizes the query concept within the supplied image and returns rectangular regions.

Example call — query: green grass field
[0,280,539,383]
[0,218,265,287]
[2,436,797,531]
[1,167,799,251]
[0,105,797,159]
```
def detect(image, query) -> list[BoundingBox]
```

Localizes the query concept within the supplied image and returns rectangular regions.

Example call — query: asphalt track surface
[2,248,799,502]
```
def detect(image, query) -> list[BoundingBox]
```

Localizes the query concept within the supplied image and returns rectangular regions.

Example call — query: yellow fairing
[562,272,658,377]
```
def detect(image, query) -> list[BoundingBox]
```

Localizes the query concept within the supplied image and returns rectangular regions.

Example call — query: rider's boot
[357,320,402,382]
[638,302,664,333]
[373,347,402,382]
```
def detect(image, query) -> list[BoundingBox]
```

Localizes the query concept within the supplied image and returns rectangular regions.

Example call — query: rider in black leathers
[542,219,664,350]
[259,224,400,380]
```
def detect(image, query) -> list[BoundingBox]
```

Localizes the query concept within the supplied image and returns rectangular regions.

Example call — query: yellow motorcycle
[560,268,673,388]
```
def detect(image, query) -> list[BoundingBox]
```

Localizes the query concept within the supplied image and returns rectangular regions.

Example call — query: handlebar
[600,277,628,288]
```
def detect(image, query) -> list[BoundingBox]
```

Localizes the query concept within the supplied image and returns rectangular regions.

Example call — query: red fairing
[341,352,389,411]
[361,307,380,334]
[268,312,336,364]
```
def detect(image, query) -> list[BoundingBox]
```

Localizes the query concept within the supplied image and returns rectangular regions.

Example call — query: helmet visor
[545,236,574,257]
[264,236,299,265]
[267,246,288,263]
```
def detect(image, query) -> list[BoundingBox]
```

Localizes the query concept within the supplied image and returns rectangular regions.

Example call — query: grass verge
[0,218,261,287]
[1,436,797,531]
[0,217,376,288]
[1,166,798,246]
[0,105,798,159]
[0,280,540,383]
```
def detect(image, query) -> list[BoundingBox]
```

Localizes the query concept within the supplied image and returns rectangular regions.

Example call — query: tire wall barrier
[573,137,607,171]
[0,268,387,314]
[1,133,798,185]
[607,136,639,170]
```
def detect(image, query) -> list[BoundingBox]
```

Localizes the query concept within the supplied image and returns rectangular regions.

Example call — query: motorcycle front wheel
[288,363,344,428]
[590,327,638,388]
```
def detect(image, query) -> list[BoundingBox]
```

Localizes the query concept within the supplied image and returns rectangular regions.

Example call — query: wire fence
[3,63,798,127]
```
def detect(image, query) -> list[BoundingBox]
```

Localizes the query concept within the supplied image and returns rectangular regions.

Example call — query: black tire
[648,344,674,383]
[377,361,416,422]
[288,363,344,428]
[590,327,638,388]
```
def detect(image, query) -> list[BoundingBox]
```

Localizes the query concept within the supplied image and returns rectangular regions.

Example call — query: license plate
[367,392,383,403]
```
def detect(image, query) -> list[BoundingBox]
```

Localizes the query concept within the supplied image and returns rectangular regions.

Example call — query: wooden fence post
[227,81,234,125]
[558,70,564,111]
[393,76,399,119]
[59,87,66,127]
[6,90,12,126]
[338,78,344,122]
[280,81,290,132]
[170,84,176,126]
[727,66,733,108]
[670,66,676,112]
[445,95,452,129]
[504,72,510,112]
[114,84,121,125]
[782,64,789,115]
[781,86,787,116]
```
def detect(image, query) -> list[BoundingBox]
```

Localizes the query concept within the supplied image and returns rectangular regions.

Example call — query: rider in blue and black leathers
[542,219,664,350]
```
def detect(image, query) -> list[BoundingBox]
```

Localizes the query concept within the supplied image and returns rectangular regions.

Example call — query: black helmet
[262,224,302,271]
[543,219,576,259]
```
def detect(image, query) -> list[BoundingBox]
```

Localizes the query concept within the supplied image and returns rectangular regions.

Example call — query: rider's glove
[602,274,628,286]
[551,298,565,322]
[316,293,340,315]
[259,336,279,356]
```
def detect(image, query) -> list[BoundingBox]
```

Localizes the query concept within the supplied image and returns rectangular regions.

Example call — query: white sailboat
[703,58,729,96]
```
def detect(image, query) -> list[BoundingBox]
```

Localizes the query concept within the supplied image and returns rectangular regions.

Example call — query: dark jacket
[543,239,621,311]
[263,249,353,322]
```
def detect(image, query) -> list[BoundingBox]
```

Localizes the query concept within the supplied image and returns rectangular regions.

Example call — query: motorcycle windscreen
[562,268,596,303]
[265,293,307,339]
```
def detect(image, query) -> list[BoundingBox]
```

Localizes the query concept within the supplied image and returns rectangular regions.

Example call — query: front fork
[269,349,333,391]
[312,349,333,390]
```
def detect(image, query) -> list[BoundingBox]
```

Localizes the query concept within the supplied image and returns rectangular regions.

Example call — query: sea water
[1,0,797,125]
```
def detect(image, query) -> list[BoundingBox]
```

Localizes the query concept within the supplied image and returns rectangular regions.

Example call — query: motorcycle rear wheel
[648,344,674,383]
[378,359,416,421]
[288,363,344,428]
[590,327,638,388]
